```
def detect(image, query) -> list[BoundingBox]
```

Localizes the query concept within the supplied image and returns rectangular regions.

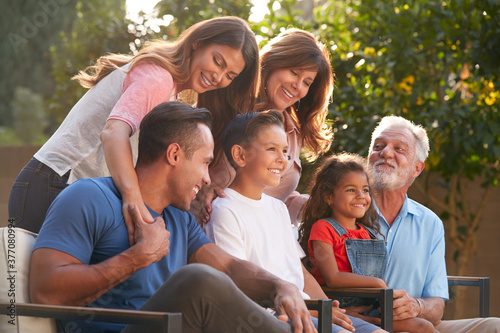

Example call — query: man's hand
[393,289,420,321]
[331,300,355,332]
[193,184,225,226]
[128,203,170,264]
[273,282,317,333]
[344,305,381,325]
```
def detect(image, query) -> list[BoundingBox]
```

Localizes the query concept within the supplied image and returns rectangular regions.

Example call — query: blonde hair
[256,28,334,161]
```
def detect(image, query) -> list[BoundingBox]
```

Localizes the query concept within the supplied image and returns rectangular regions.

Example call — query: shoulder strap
[322,218,348,237]
[359,224,377,239]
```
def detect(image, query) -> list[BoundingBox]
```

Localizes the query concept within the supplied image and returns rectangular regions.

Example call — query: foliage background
[1,0,499,318]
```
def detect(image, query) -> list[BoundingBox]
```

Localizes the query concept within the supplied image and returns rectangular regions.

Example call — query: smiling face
[265,68,318,112]
[170,124,214,211]
[368,127,423,191]
[328,170,371,228]
[186,43,245,93]
[236,124,288,199]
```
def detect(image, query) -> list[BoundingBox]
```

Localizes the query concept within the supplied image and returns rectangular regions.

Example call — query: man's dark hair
[222,110,283,168]
[137,101,212,166]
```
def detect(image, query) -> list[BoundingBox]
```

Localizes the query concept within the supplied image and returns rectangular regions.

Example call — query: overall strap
[322,218,348,237]
[360,224,377,239]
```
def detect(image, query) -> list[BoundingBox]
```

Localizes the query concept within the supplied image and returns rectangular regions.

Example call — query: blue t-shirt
[376,196,449,300]
[34,177,211,332]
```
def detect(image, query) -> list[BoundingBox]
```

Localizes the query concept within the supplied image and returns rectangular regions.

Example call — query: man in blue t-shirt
[29,101,319,333]
[365,115,500,332]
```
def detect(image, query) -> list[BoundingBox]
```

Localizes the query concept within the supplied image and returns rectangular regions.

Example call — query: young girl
[8,16,259,236]
[299,153,436,333]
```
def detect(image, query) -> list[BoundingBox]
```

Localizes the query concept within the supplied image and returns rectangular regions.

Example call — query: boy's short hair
[222,110,284,168]
[137,101,212,166]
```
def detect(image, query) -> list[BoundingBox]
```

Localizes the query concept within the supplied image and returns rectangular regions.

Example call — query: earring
[294,99,300,112]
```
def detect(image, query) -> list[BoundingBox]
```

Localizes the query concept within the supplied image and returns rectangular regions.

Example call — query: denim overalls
[324,218,387,307]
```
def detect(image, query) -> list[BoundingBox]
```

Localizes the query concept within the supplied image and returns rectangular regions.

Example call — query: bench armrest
[447,276,490,317]
[323,287,394,332]
[0,302,182,332]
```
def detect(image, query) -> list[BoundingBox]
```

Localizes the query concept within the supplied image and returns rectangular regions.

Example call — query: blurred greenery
[0,0,77,128]
[306,2,499,303]
[156,0,253,33]
[11,87,48,145]
[47,0,133,131]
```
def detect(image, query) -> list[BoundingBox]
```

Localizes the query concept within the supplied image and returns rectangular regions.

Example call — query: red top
[308,219,371,285]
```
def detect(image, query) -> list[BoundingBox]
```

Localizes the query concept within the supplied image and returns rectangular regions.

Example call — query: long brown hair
[298,153,380,253]
[73,16,260,162]
[256,28,334,161]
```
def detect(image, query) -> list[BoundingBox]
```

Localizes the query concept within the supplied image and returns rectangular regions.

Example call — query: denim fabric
[280,309,380,332]
[324,218,387,308]
[8,158,69,233]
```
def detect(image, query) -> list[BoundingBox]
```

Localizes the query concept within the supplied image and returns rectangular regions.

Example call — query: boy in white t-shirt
[204,110,387,333]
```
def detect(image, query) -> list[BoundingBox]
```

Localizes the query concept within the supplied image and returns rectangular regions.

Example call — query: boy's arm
[30,204,170,306]
[302,262,328,299]
[301,263,355,332]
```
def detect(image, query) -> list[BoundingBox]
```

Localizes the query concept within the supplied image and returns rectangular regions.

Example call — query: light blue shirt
[376,196,449,300]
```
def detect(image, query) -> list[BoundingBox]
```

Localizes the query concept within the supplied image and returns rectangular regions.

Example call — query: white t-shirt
[204,188,309,299]
[35,62,176,183]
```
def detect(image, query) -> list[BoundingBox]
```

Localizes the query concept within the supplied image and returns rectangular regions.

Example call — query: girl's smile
[328,170,371,229]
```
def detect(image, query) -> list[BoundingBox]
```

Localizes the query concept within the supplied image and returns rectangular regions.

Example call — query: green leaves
[317,0,499,187]
[47,0,133,131]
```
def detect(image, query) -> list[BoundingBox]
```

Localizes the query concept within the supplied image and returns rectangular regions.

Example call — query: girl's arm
[311,240,388,289]
[101,119,154,245]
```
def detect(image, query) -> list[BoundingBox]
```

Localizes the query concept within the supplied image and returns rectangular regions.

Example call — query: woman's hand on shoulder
[122,193,154,246]
[192,184,225,227]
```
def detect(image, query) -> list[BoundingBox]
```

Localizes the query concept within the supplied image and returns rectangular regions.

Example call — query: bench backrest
[0,227,57,332]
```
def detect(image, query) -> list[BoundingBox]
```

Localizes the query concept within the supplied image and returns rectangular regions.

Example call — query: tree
[11,87,48,145]
[155,0,252,34]
[0,0,77,127]
[47,0,133,129]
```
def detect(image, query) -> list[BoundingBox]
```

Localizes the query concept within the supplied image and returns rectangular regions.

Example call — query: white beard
[369,159,413,191]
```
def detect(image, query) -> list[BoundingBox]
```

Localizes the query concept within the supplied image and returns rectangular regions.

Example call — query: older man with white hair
[366,115,500,332]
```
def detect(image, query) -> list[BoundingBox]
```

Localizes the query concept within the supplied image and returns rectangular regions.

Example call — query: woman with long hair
[9,16,259,236]
[193,28,334,226]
